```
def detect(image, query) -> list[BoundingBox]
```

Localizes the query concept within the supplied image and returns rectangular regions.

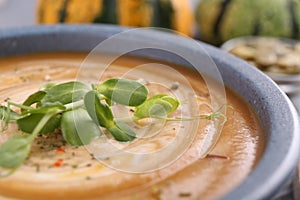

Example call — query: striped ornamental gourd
[196,0,300,45]
[37,0,195,36]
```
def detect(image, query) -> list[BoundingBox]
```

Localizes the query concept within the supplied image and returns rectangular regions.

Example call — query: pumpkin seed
[227,37,300,75]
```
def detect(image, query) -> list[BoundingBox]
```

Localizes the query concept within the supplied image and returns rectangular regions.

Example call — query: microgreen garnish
[96,78,148,106]
[21,91,46,111]
[41,81,91,105]
[134,94,179,119]
[61,108,102,146]
[84,90,135,141]
[0,78,226,176]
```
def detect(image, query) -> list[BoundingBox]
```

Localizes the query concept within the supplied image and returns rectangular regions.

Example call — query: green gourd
[196,0,300,45]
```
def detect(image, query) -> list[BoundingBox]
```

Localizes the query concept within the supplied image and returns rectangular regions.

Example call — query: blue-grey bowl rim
[0,24,298,200]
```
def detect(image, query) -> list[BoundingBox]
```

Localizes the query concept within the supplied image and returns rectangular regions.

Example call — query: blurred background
[1,0,299,46]
[0,0,36,28]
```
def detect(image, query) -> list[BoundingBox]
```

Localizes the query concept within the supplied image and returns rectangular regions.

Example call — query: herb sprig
[0,78,180,176]
[0,78,227,177]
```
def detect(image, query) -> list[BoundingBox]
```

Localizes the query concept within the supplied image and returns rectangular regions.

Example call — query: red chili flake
[53,159,64,167]
[57,147,65,153]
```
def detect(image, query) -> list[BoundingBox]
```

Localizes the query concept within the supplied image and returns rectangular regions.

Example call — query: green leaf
[97,78,148,106]
[22,91,46,112]
[107,122,136,142]
[84,90,115,128]
[42,81,91,105]
[61,109,102,146]
[0,134,32,169]
[160,95,180,114]
[0,106,20,121]
[17,113,61,135]
[134,94,179,119]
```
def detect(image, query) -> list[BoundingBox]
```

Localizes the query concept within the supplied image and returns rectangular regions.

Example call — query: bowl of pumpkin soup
[0,25,298,200]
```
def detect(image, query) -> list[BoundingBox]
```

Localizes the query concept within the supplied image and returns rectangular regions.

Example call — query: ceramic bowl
[0,25,298,200]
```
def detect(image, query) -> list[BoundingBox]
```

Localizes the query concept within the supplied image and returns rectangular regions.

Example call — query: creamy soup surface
[0,52,265,200]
